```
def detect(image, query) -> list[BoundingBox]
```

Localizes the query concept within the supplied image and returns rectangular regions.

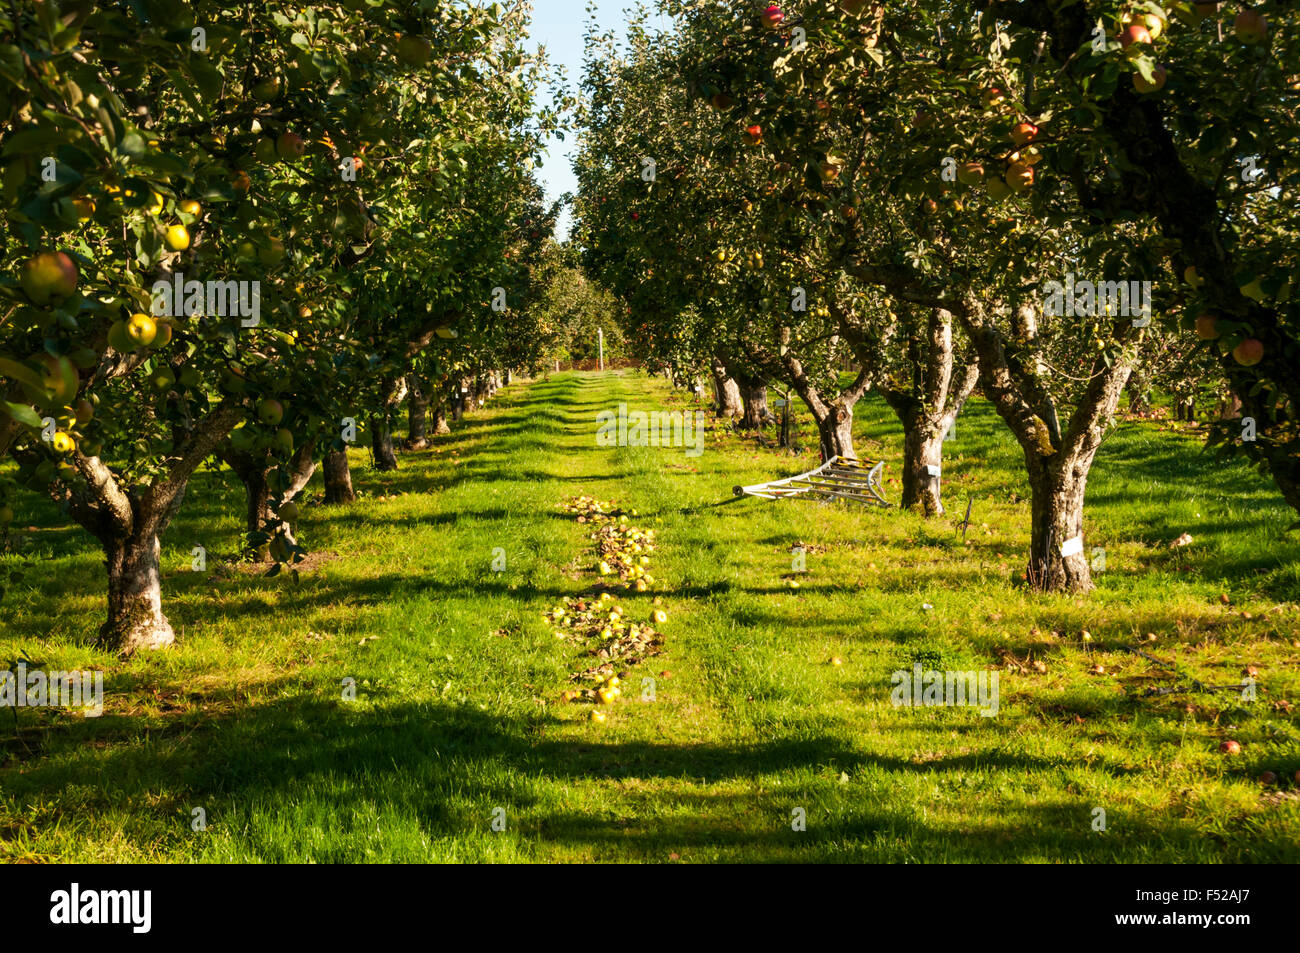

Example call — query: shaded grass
[0,370,1297,863]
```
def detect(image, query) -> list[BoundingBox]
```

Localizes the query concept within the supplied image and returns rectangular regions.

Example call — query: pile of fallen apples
[553,497,671,720]
[560,495,658,591]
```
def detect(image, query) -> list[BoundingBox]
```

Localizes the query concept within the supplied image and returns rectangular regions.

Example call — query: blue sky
[526,0,638,238]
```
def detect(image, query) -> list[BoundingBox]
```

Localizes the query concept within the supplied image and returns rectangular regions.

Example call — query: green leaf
[1,400,43,428]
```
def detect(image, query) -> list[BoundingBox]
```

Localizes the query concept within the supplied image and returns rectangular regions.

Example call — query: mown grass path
[1,370,1298,861]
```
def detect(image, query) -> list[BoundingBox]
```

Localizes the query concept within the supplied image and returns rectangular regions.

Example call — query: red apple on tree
[761,4,784,29]
[276,132,306,159]
[1010,122,1039,146]
[745,124,763,144]
[19,251,79,305]
[1232,338,1264,366]
[1234,9,1268,44]
[1134,64,1168,93]
[1119,23,1152,49]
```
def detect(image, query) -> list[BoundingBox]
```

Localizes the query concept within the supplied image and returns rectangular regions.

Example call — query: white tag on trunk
[925,465,941,477]
[1060,535,1084,558]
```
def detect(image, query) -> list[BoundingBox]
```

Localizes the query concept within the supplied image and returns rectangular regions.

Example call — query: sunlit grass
[1,370,1297,862]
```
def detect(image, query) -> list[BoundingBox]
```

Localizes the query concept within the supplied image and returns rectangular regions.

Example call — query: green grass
[1,370,1298,862]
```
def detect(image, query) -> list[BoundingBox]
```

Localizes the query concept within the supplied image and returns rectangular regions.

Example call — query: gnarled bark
[958,300,1133,593]
[711,357,744,417]
[878,309,980,517]
[736,374,769,431]
[778,332,871,461]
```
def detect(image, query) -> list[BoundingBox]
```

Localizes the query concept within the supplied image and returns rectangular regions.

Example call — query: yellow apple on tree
[163,224,190,251]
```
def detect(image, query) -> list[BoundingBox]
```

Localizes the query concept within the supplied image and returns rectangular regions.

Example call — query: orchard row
[0,1,604,654]
[574,0,1299,593]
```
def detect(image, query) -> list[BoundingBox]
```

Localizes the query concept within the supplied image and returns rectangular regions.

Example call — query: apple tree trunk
[711,359,743,416]
[323,450,356,505]
[101,527,175,655]
[404,376,430,450]
[431,400,451,435]
[815,406,856,461]
[1025,453,1094,593]
[737,376,768,430]
[900,423,947,516]
[370,414,398,471]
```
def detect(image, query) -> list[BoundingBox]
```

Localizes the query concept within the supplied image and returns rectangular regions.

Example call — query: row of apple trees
[574,0,1298,594]
[0,0,564,653]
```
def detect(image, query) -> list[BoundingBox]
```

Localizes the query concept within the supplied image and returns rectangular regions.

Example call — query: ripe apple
[1194,313,1219,340]
[1258,770,1278,785]
[20,251,79,305]
[1140,12,1166,40]
[1232,338,1264,366]
[653,609,668,624]
[397,35,432,66]
[745,124,763,144]
[956,161,985,186]
[1234,9,1267,44]
[258,398,285,425]
[1010,121,1039,146]
[710,92,734,111]
[1119,23,1152,49]
[1006,163,1034,192]
[981,87,1005,108]
[233,171,252,192]
[1134,64,1168,93]
[127,313,158,347]
[152,321,173,348]
[163,224,190,251]
[761,4,784,29]
[276,132,306,159]
[72,197,96,221]
[1218,739,1241,754]
[51,432,75,455]
[178,199,202,217]
[818,159,842,182]
[74,399,94,426]
[273,428,294,453]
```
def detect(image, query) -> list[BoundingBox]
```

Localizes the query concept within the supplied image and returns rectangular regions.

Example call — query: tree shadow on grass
[2,692,1274,862]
